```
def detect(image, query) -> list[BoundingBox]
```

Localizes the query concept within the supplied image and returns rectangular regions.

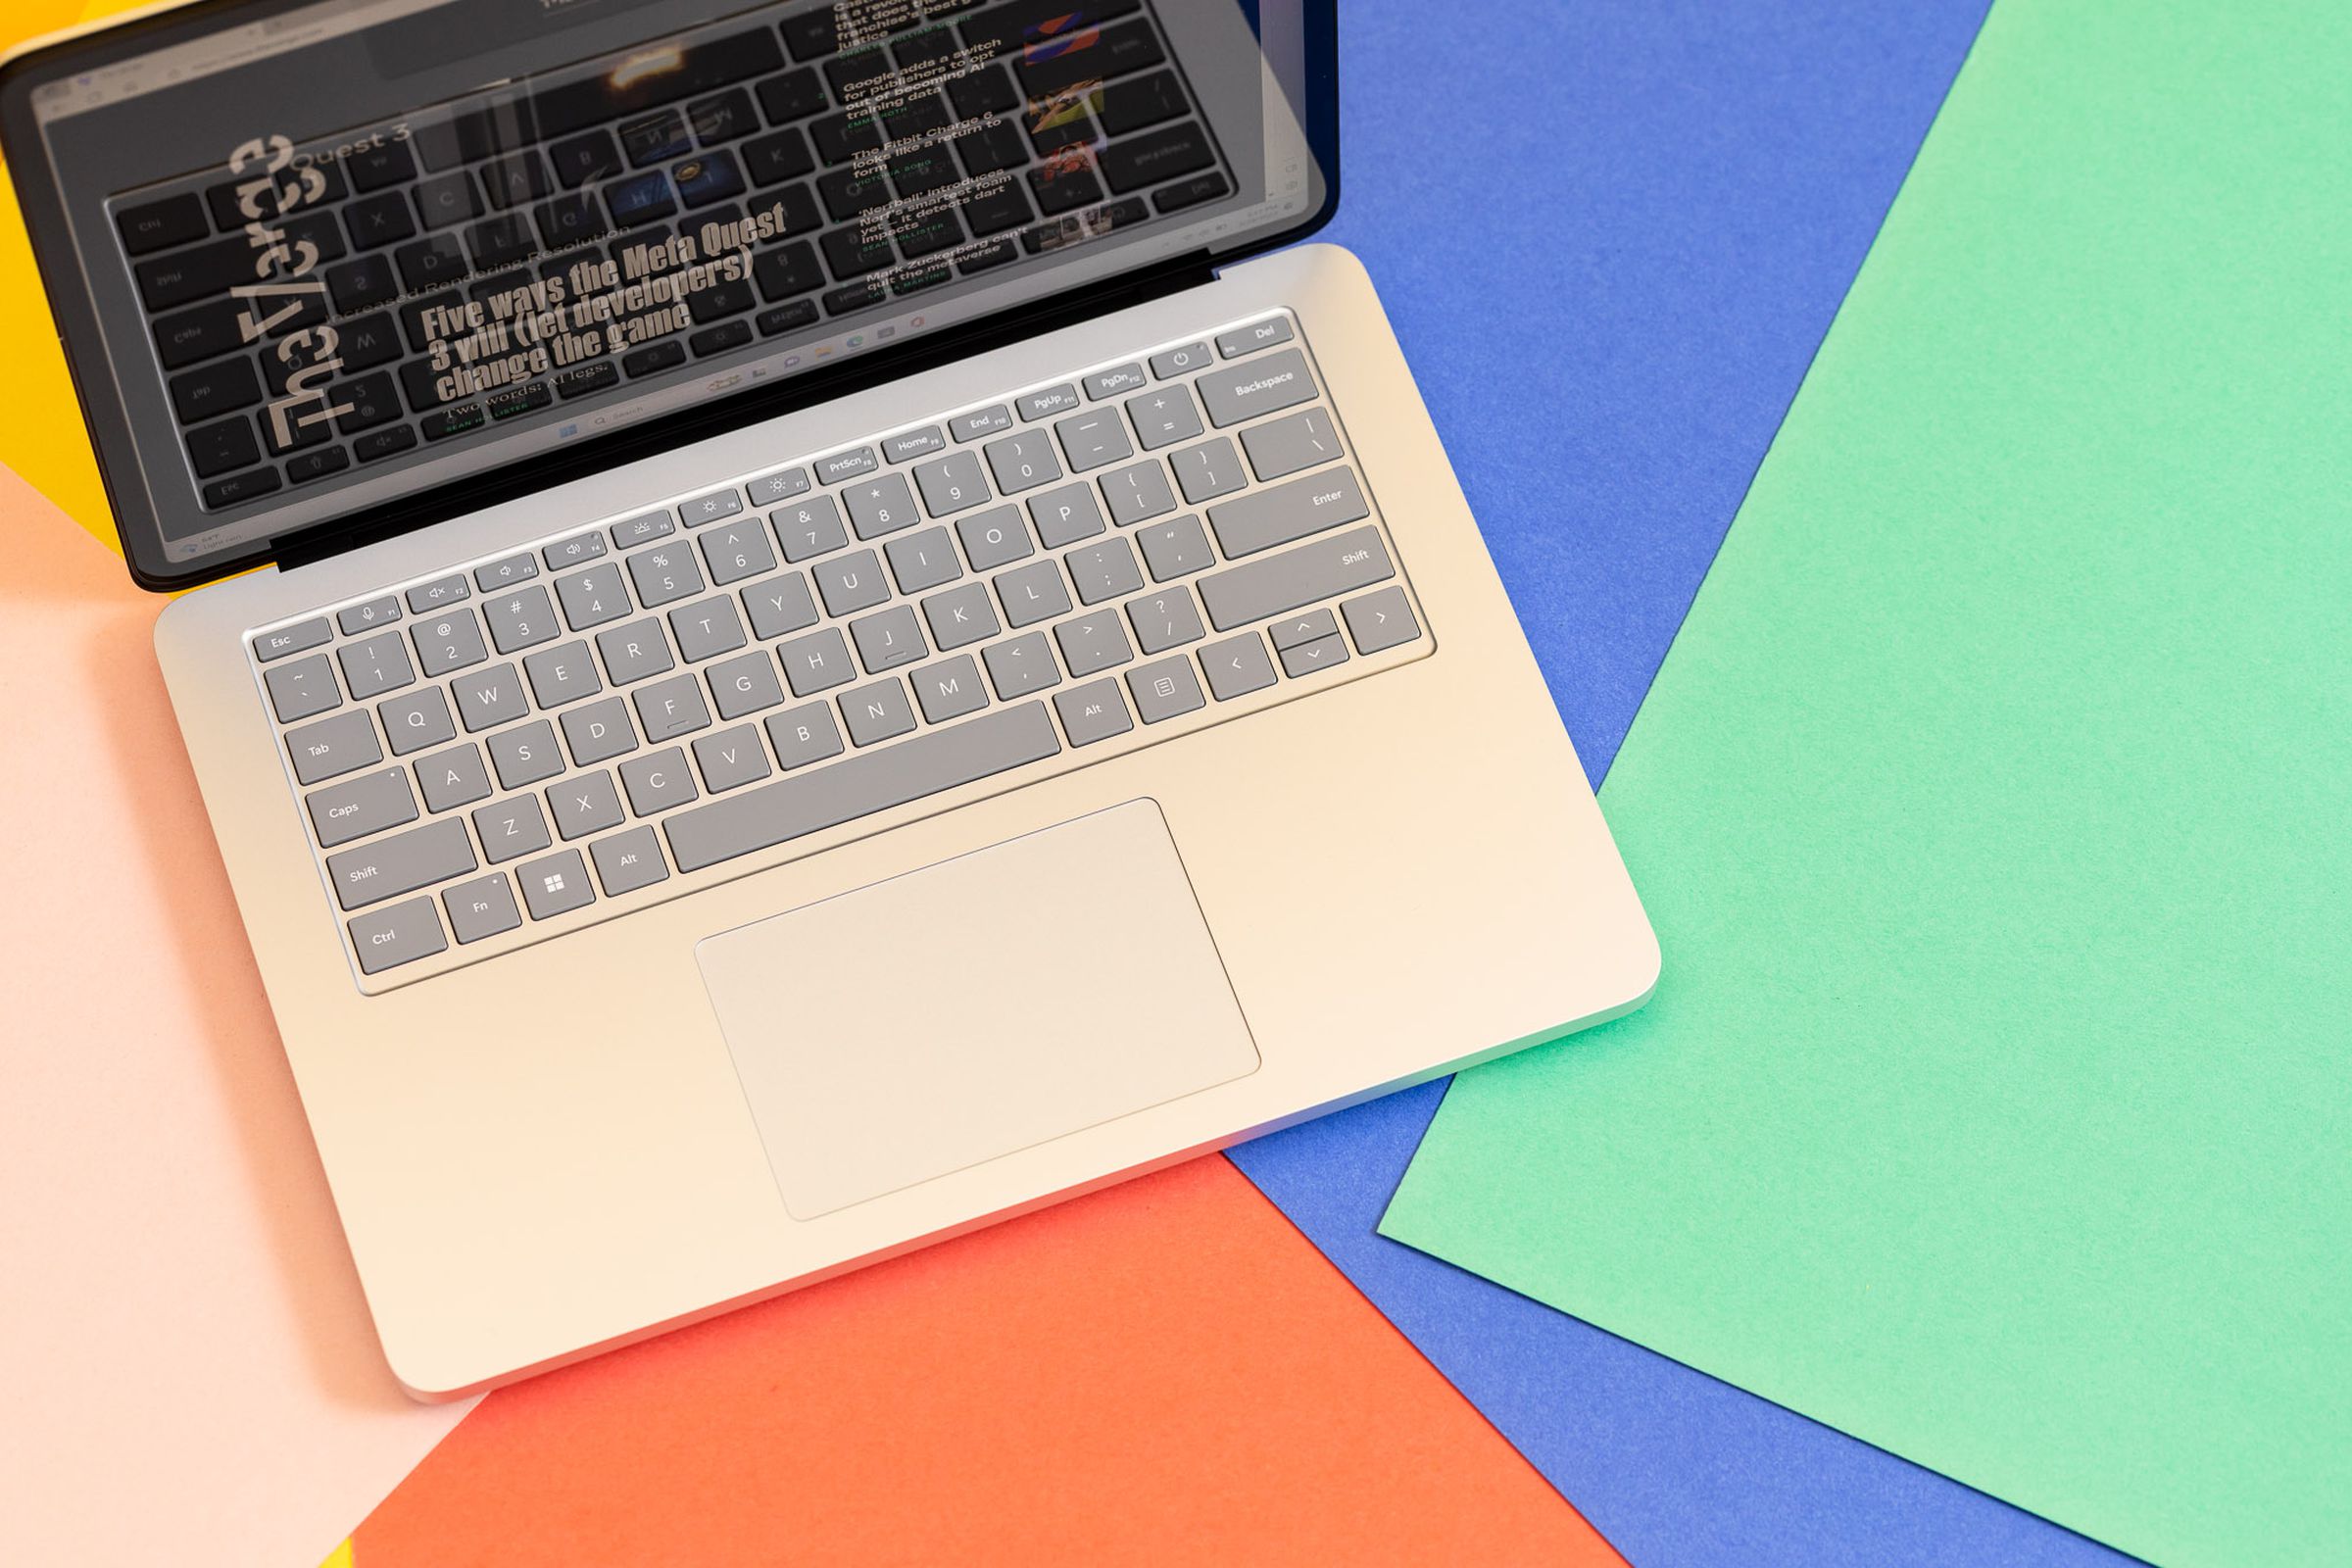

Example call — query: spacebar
[663,703,1062,873]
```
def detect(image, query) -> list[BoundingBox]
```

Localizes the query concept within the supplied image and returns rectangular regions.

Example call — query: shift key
[1198,525,1395,632]
[324,817,476,910]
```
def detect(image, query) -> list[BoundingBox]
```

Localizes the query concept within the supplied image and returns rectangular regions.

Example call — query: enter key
[1205,466,1369,559]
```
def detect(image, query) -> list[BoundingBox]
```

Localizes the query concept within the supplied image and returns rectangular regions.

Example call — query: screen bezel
[0,0,1340,591]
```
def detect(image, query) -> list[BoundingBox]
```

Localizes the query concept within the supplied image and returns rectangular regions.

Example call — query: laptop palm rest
[697,800,1261,1221]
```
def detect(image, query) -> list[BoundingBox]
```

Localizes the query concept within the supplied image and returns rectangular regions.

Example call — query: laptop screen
[1,0,1334,586]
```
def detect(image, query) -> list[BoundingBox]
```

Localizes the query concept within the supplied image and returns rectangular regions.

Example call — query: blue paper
[1230,3,2138,1562]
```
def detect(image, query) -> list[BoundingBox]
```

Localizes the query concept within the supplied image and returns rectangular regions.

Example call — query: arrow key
[1279,632,1349,679]
[1342,585,1419,656]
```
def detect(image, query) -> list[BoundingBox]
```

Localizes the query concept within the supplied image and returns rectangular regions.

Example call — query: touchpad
[697,800,1260,1220]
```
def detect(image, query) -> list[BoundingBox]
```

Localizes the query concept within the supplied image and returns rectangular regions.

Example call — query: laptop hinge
[270,251,1222,577]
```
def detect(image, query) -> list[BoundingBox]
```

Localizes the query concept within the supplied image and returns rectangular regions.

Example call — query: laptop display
[0,0,1334,586]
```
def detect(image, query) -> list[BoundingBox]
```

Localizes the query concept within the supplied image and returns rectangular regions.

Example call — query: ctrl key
[348,897,448,975]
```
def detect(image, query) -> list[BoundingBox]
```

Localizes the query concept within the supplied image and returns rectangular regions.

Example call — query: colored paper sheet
[1383,4,2352,1566]
[0,468,472,1568]
[352,1154,1624,1567]
[1238,3,2135,1563]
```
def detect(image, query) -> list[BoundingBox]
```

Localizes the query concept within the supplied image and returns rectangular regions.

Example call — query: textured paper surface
[1233,3,2141,1563]
[353,1155,1623,1566]
[0,468,471,1568]
[1385,5,2352,1566]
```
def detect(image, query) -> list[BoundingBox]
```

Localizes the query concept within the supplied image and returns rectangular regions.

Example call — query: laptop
[1,0,1656,1397]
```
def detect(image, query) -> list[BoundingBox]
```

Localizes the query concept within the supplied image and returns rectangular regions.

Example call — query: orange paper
[356,1154,1621,1566]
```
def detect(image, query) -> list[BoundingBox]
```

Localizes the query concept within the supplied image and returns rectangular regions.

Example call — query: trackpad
[697,800,1260,1220]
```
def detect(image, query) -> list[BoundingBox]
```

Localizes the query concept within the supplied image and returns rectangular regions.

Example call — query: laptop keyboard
[248,314,1429,983]
[113,0,1232,512]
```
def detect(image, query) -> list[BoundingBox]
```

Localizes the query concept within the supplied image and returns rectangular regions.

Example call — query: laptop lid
[0,0,1336,589]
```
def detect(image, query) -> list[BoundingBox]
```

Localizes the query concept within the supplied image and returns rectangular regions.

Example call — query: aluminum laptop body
[1,0,1657,1396]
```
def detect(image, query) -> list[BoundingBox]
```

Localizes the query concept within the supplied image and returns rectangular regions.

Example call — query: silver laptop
[1,0,1656,1396]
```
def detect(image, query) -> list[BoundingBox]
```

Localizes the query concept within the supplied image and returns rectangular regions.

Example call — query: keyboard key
[202,468,283,510]
[416,743,493,812]
[518,848,595,919]
[1240,407,1344,483]
[1054,609,1133,676]
[1028,481,1105,549]
[983,429,1062,494]
[1197,347,1315,429]
[354,426,420,464]
[773,494,848,561]
[885,426,946,463]
[521,639,602,710]
[1205,466,1369,559]
[1100,460,1178,527]
[379,687,457,756]
[1170,437,1248,505]
[116,193,207,255]
[255,617,331,662]
[444,873,522,943]
[610,511,676,549]
[169,358,262,424]
[885,527,962,593]
[337,630,416,700]
[765,702,846,770]
[1268,608,1338,651]
[560,697,638,766]
[1215,317,1295,359]
[1280,633,1350,679]
[1084,364,1148,400]
[413,94,537,170]
[1343,585,1421,655]
[813,549,889,616]
[1067,536,1145,605]
[265,654,341,723]
[911,655,989,724]
[1054,680,1132,747]
[153,300,247,371]
[747,468,811,506]
[620,747,700,814]
[489,720,566,790]
[951,405,1012,442]
[919,582,1001,652]
[1054,408,1132,472]
[1015,384,1080,422]
[850,605,926,673]
[407,574,472,613]
[669,596,749,662]
[994,558,1071,627]
[742,572,819,640]
[1150,342,1213,379]
[635,676,714,747]
[691,726,772,793]
[186,416,262,478]
[913,450,991,516]
[484,584,562,653]
[627,544,706,608]
[1100,120,1212,195]
[1127,656,1205,723]
[709,648,787,719]
[777,626,856,696]
[336,596,403,636]
[1136,514,1213,581]
[556,562,632,631]
[664,701,1061,873]
[284,708,380,785]
[475,552,540,590]
[844,471,921,539]
[452,662,530,731]
[680,487,744,526]
[349,897,448,974]
[956,505,1032,571]
[547,770,626,841]
[346,137,418,192]
[544,530,607,569]
[816,446,879,484]
[1200,631,1278,701]
[325,817,475,910]
[1197,525,1395,632]
[595,618,676,685]
[475,795,555,863]
[414,172,483,230]
[1126,587,1206,655]
[983,631,1061,700]
[1125,384,1202,451]
[591,826,671,895]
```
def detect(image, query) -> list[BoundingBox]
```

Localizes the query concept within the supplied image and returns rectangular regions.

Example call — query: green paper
[1380,3,2352,1564]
